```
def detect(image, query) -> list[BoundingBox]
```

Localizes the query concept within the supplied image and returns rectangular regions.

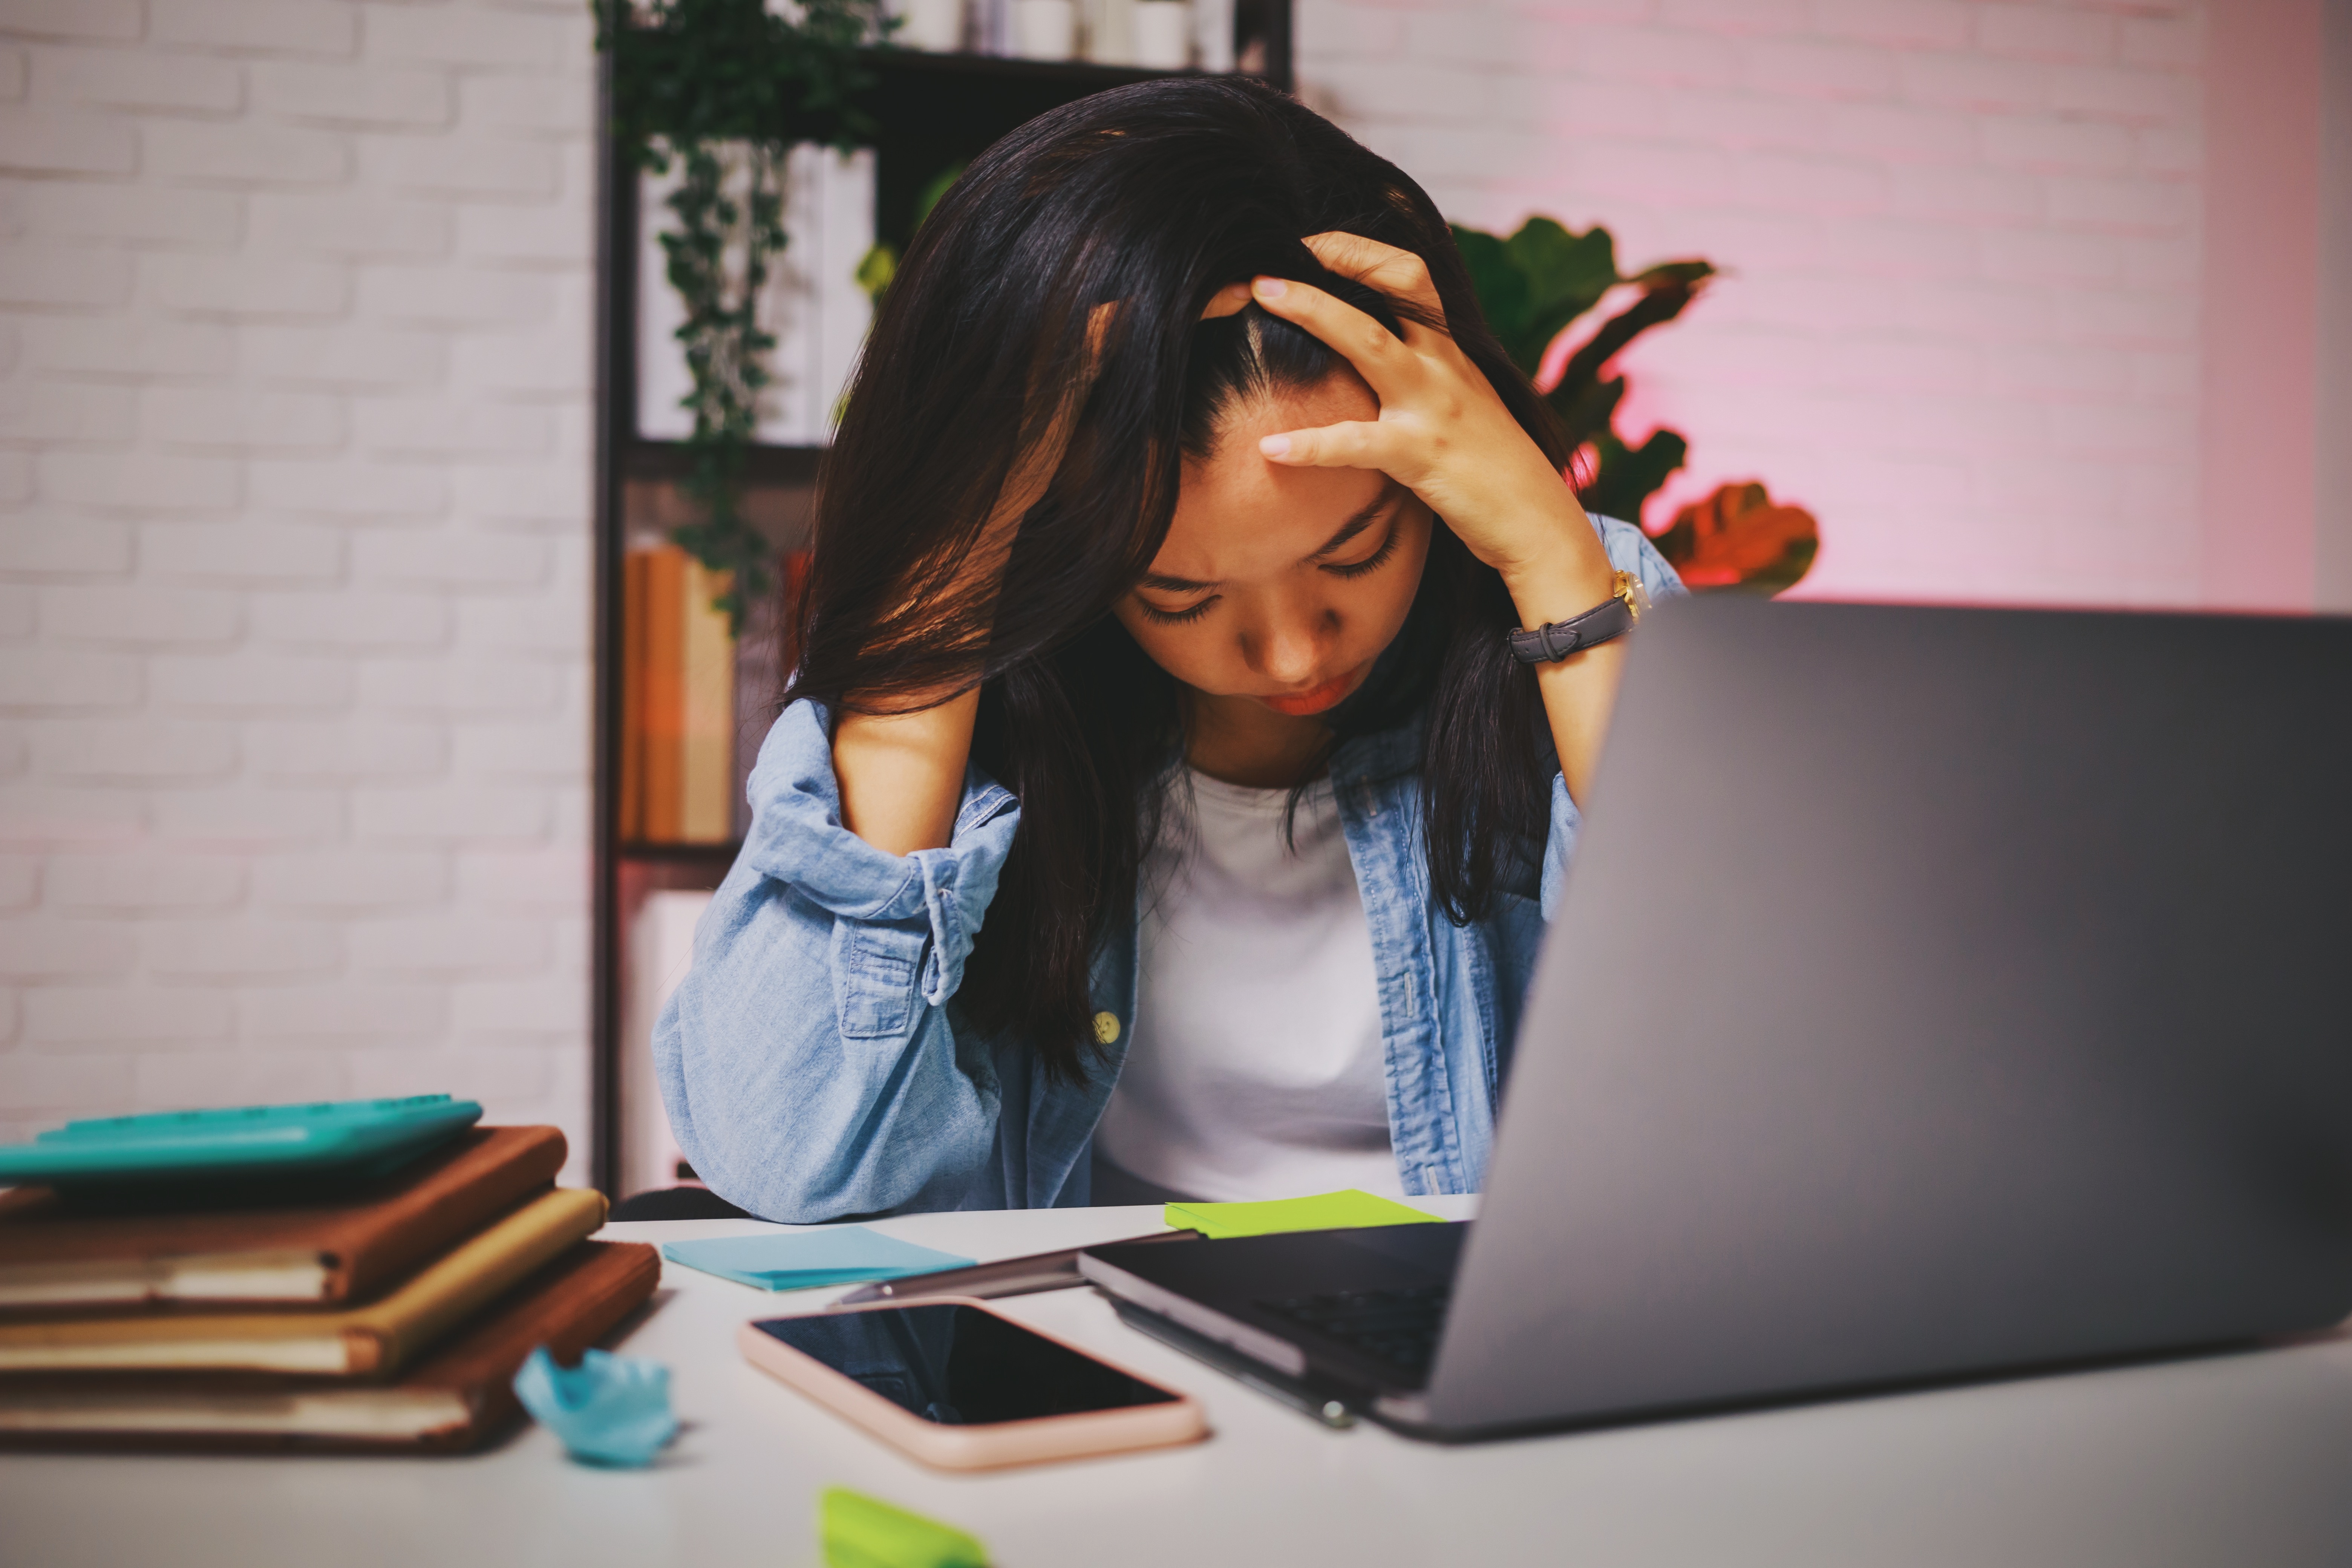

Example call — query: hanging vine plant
[596,0,889,633]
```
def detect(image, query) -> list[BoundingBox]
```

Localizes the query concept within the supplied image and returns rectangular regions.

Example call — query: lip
[1256,662,1370,717]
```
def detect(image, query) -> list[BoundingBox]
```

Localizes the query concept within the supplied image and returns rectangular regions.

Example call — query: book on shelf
[0,1188,606,1377]
[0,1240,660,1454]
[622,544,737,844]
[0,1126,567,1312]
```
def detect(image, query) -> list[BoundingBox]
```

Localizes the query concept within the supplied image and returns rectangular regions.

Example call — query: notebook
[0,1126,568,1311]
[0,1187,606,1377]
[0,1240,660,1453]
[0,1096,482,1187]
[659,1227,974,1291]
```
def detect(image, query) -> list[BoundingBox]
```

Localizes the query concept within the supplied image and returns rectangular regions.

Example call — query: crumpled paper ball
[511,1345,680,1467]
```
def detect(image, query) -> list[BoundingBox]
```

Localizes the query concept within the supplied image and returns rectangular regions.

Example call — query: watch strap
[1508,579,1639,664]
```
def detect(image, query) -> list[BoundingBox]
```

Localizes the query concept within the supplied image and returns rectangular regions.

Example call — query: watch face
[1618,570,1652,620]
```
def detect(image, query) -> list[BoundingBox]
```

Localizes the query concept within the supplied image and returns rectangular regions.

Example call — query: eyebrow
[1140,482,1404,594]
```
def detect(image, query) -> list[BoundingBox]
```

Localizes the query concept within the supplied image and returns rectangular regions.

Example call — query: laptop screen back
[1432,599,2352,1434]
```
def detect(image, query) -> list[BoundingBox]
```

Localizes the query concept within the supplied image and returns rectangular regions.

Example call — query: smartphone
[738,1297,1208,1470]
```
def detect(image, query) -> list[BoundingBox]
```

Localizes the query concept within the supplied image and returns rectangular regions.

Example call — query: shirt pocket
[830,921,926,1041]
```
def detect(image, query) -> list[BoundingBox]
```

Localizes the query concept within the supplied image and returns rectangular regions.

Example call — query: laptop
[1079,597,2352,1440]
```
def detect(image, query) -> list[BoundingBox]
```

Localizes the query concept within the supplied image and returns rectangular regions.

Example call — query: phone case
[738,1297,1209,1470]
[0,1096,484,1186]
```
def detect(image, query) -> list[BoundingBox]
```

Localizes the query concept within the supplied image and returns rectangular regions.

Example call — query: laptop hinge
[1110,1302,1370,1427]
[1076,1252,1309,1377]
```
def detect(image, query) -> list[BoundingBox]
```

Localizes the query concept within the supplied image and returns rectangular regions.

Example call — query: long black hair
[787,78,1565,1081]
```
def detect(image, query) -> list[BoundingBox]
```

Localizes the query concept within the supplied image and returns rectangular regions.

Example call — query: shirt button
[1092,1011,1121,1045]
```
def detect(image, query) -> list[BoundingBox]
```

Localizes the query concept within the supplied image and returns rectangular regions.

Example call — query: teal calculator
[0,1095,482,1187]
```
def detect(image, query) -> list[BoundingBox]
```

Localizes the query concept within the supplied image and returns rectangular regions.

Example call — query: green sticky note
[1163,1189,1444,1240]
[819,1487,989,1568]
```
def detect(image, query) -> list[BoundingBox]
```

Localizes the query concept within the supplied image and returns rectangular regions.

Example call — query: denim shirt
[656,517,1684,1222]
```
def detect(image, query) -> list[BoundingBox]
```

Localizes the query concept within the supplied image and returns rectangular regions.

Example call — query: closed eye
[1320,516,1401,580]
[1135,594,1219,625]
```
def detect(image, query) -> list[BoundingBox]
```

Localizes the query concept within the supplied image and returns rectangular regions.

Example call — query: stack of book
[0,1126,658,1453]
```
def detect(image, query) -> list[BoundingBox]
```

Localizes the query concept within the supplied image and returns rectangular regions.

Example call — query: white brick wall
[0,0,2294,1171]
[0,0,594,1173]
[1301,0,2213,605]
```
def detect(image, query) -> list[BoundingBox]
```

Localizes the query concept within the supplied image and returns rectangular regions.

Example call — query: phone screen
[752,1305,1179,1426]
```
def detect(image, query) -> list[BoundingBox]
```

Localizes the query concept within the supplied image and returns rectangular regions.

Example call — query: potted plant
[1453,216,1818,595]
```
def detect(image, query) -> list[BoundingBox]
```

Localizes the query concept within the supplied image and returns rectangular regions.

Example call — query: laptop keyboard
[1255,1282,1452,1376]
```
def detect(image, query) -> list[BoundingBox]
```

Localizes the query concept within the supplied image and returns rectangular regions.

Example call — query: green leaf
[912,161,965,228]
[1579,427,1687,525]
[1545,374,1624,453]
[1451,224,1536,368]
[856,162,960,308]
[1630,259,1716,289]
[854,242,896,302]
[1506,217,1618,319]
[1550,277,1704,401]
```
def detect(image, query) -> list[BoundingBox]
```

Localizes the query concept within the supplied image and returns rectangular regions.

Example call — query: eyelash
[1137,596,1218,626]
[1322,519,1401,580]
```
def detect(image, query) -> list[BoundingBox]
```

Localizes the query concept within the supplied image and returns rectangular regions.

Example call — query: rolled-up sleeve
[654,700,1022,1222]
[741,699,1016,1023]
[1540,514,1687,920]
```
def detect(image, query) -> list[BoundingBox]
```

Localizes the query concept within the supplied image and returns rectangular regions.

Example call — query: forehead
[1156,373,1387,582]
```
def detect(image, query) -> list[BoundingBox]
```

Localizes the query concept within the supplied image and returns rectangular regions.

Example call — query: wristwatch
[1507,570,1651,664]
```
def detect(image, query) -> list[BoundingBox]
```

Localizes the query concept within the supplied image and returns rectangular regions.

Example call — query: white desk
[6,1200,2352,1567]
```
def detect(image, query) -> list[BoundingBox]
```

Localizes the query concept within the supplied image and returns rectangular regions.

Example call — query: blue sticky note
[659,1227,974,1292]
[512,1346,679,1468]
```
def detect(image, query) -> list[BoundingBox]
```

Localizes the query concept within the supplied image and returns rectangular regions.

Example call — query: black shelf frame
[616,839,745,864]
[590,31,1295,1196]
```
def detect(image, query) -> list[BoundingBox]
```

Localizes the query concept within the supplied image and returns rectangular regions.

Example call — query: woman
[656,77,1683,1220]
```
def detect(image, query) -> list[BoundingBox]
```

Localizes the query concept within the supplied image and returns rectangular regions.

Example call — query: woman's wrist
[1498,525,1618,631]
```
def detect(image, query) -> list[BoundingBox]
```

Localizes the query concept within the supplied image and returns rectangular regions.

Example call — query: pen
[833,1228,1202,1305]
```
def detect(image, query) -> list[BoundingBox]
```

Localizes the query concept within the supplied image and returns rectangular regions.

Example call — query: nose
[1242,596,1338,687]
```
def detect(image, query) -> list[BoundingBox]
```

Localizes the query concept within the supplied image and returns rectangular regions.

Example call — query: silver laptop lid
[1421,598,2352,1435]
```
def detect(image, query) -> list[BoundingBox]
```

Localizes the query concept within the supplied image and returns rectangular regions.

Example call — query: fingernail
[1253,276,1286,299]
[1260,434,1291,458]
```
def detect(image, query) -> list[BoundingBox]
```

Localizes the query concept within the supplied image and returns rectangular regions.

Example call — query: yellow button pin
[1092,1011,1121,1046]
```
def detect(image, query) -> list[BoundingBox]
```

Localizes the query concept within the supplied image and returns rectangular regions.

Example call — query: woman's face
[1114,369,1432,719]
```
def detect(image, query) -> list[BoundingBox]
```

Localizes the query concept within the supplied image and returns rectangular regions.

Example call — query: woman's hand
[1248,233,1616,621]
[1247,233,1630,804]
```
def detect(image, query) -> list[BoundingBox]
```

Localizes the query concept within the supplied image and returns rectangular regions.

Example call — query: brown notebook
[0,1240,660,1454]
[0,1125,567,1311]
[0,1188,606,1377]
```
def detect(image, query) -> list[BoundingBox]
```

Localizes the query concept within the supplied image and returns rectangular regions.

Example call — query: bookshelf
[589,23,1297,1196]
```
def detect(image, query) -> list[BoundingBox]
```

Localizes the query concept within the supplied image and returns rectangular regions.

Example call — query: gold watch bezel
[1613,568,1650,625]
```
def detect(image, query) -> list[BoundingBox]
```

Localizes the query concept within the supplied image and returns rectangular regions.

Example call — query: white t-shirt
[1093,768,1403,1202]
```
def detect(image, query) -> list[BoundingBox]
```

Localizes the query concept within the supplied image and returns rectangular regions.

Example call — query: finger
[1199,281,1252,320]
[1250,275,1421,403]
[1259,420,1395,472]
[1301,232,1447,337]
